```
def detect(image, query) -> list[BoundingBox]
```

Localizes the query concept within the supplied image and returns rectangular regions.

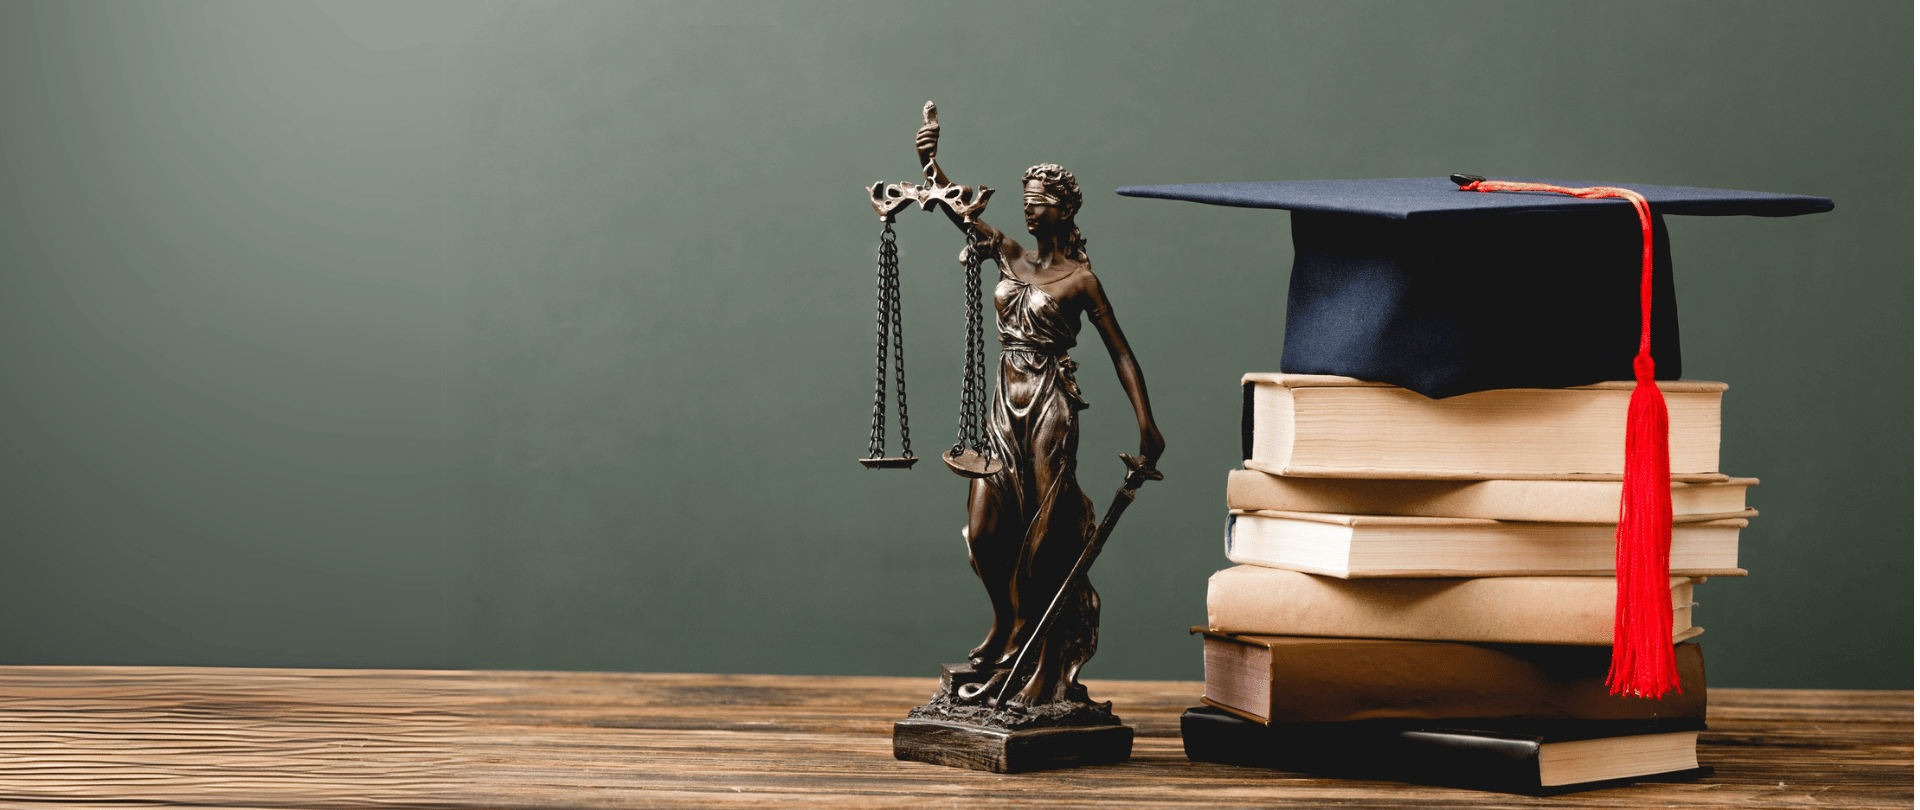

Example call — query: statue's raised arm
[912,103,1019,265]
[914,101,947,187]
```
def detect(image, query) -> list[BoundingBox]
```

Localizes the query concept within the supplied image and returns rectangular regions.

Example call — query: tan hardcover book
[1226,469,1757,523]
[1224,510,1747,578]
[1205,566,1702,645]
[1199,633,1708,724]
[1241,374,1726,481]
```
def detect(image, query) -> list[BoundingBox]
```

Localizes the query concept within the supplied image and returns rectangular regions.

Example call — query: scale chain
[972,238,993,453]
[974,230,997,454]
[888,226,912,458]
[868,222,902,460]
[967,240,986,452]
[954,227,992,460]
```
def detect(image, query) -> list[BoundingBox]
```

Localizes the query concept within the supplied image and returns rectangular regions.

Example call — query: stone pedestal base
[892,718,1133,774]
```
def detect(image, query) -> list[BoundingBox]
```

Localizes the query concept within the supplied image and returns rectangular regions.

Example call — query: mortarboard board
[1116,177,1833,399]
[1120,176,1832,699]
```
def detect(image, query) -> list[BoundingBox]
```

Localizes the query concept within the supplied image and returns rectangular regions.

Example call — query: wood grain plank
[0,668,1906,809]
[462,674,1911,810]
[0,667,466,809]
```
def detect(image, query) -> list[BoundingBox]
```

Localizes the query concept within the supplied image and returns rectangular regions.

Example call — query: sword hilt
[1119,453,1163,490]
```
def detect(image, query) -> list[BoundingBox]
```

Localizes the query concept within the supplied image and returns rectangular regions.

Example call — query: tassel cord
[1458,179,1680,698]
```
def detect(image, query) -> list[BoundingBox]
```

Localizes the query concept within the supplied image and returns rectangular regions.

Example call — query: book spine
[1221,512,1745,578]
[1241,381,1256,463]
[1242,380,1723,478]
[1181,707,1710,795]
[1203,636,1707,724]
[1224,469,1754,523]
[1205,567,1696,644]
[1180,707,1540,789]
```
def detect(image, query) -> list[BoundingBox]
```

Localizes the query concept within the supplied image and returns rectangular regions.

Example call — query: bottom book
[1181,706,1711,795]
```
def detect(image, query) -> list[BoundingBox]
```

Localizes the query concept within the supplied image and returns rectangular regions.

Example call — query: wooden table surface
[0,667,1908,809]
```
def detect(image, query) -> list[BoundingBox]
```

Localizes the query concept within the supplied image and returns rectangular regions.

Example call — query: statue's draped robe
[967,262,1100,707]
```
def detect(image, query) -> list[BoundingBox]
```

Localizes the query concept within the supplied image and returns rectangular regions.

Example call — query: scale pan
[859,456,918,469]
[942,449,1003,478]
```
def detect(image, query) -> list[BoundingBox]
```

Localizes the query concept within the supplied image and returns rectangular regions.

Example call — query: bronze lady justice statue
[883,106,1164,771]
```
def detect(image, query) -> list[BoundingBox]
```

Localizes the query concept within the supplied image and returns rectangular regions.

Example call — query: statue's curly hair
[1023,163,1088,261]
[1023,163,1083,217]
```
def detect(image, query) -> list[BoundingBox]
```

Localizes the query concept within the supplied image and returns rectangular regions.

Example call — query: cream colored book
[1205,566,1703,645]
[1241,374,1727,481]
[1226,469,1757,523]
[1224,510,1747,578]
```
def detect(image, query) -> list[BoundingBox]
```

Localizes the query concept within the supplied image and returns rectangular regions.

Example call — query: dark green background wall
[0,1,1909,688]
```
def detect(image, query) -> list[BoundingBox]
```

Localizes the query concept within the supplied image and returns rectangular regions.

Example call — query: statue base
[893,719,1132,773]
[892,663,1133,773]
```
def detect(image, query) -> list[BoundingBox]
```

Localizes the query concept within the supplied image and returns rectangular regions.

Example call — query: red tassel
[1614,353,1678,698]
[1459,178,1680,698]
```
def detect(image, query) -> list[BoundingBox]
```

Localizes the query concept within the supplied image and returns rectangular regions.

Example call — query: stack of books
[1184,373,1755,794]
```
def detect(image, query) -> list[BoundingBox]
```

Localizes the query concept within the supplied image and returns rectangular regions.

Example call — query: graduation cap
[1119,175,1833,698]
[1117,176,1833,399]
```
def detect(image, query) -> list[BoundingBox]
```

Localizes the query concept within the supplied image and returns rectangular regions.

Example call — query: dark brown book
[1181,706,1711,795]
[1201,632,1707,724]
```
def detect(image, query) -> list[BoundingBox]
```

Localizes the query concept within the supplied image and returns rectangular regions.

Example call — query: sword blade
[992,455,1158,705]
